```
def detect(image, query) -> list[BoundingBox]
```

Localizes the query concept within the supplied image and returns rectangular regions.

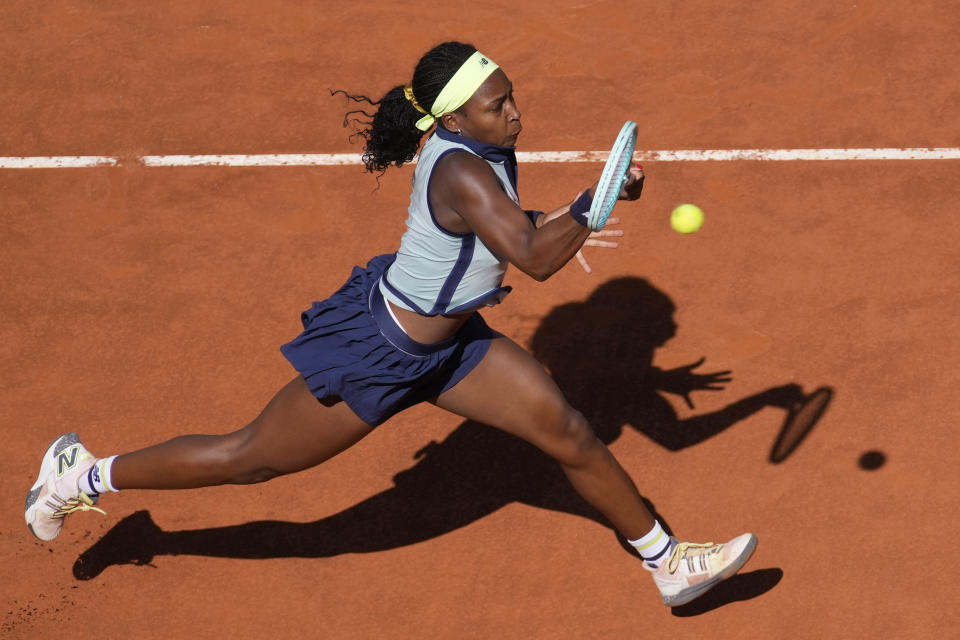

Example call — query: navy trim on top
[380,274,431,316]
[430,235,476,315]
[444,285,513,315]
[434,127,518,193]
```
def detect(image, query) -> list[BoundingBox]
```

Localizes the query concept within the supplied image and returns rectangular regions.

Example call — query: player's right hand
[620,164,645,201]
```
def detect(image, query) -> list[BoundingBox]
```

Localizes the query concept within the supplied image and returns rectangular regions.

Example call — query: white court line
[2,148,960,168]
[140,153,361,167]
[637,148,960,161]
[133,148,960,165]
[0,156,118,168]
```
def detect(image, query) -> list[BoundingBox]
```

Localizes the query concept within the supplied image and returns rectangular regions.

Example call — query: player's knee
[229,465,282,485]
[218,427,283,485]
[553,409,603,467]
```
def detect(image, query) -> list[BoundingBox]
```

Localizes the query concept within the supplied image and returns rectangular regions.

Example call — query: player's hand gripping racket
[587,120,638,231]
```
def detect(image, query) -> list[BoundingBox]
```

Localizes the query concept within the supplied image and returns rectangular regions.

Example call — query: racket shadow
[769,386,834,463]
[73,277,828,583]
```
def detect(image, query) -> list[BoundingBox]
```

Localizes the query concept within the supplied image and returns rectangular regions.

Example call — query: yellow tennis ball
[670,204,704,234]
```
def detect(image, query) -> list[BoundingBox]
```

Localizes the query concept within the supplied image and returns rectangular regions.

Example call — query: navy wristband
[568,189,593,227]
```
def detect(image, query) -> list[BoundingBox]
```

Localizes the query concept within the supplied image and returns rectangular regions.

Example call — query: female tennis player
[25,41,755,607]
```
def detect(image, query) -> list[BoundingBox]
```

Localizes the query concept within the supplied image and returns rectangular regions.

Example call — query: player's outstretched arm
[432,152,592,281]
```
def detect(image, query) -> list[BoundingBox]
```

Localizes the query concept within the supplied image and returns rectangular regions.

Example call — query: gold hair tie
[403,85,428,115]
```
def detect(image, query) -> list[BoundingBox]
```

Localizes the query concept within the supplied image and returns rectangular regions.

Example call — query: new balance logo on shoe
[57,446,81,476]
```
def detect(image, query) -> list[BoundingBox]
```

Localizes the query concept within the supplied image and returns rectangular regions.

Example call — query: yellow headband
[413,51,499,132]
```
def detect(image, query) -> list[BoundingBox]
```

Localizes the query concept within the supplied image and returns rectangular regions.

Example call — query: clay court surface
[3,1,958,637]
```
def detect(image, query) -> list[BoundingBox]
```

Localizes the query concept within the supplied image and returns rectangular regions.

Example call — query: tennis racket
[587,120,638,231]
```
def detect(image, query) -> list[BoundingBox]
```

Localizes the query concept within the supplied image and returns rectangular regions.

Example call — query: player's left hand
[619,164,644,201]
[575,217,623,274]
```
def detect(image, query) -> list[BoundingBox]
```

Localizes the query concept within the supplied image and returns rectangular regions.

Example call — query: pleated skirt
[280,253,496,426]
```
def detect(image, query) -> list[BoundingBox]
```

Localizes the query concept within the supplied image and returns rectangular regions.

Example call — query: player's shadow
[76,277,817,612]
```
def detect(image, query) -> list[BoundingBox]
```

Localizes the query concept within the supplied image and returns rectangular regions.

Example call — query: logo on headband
[479,57,489,66]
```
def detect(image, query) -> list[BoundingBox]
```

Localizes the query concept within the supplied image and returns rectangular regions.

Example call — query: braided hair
[334,41,478,174]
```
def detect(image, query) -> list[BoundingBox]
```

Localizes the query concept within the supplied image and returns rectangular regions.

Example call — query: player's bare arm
[431,151,593,281]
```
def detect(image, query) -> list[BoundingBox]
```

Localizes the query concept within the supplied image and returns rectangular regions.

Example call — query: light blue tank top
[380,127,528,316]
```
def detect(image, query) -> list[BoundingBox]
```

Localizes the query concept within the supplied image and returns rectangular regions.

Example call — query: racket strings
[588,121,637,230]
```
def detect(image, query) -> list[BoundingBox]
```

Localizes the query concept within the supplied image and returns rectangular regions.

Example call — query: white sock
[78,455,119,495]
[628,520,675,567]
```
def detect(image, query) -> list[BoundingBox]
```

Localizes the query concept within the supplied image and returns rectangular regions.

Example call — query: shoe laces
[46,492,106,520]
[666,541,722,574]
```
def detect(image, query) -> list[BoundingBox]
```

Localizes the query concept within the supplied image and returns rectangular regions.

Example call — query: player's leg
[25,376,373,540]
[433,336,655,540]
[110,376,373,489]
[433,336,757,607]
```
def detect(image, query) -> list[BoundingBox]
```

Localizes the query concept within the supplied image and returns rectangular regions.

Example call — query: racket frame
[587,121,638,230]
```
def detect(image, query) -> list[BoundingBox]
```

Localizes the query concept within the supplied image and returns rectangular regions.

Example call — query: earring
[456,129,462,135]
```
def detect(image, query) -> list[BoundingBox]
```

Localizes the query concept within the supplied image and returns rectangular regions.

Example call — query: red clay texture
[2,1,958,638]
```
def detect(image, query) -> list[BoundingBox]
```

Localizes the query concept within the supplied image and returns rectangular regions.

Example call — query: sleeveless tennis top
[379,127,524,316]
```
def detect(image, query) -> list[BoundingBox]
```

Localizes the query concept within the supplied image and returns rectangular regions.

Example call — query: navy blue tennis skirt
[280,253,497,426]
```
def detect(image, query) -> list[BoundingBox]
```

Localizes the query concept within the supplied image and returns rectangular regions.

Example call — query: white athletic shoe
[25,433,105,541]
[646,533,757,606]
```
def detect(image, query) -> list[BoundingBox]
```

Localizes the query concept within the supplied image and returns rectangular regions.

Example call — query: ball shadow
[858,450,886,470]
